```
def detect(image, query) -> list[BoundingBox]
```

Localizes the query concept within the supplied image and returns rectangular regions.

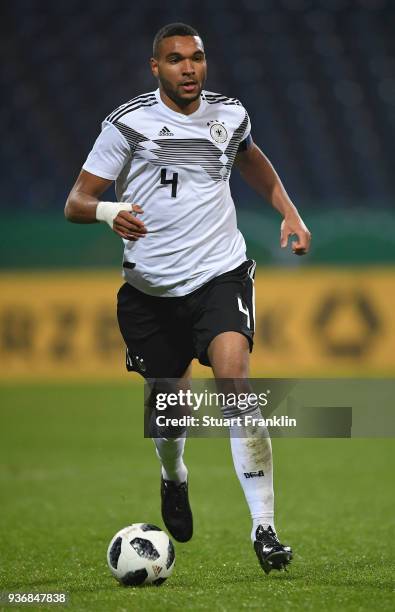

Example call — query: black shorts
[117,259,256,379]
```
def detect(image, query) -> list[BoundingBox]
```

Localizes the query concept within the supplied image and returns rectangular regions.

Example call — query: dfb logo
[244,470,265,479]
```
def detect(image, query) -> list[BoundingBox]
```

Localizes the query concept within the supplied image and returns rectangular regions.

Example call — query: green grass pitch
[0,383,394,612]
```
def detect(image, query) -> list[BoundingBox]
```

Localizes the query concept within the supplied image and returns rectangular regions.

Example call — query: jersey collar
[154,88,205,121]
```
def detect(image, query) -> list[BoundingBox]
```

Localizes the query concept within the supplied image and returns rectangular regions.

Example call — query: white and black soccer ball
[107,523,175,587]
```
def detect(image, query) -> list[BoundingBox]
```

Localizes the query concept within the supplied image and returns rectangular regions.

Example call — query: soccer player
[65,23,311,575]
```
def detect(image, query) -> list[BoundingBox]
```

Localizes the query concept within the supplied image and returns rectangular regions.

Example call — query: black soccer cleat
[161,477,193,543]
[253,525,293,575]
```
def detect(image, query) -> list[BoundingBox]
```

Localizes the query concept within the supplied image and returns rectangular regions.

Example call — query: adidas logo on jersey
[158,126,174,136]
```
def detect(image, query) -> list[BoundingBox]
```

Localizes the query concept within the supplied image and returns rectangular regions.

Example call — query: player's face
[150,36,207,108]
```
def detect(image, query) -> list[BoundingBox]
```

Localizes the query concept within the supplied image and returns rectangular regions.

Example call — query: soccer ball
[107,523,175,587]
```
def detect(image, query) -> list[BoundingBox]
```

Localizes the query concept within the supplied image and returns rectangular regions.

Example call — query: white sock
[224,404,275,542]
[152,436,188,484]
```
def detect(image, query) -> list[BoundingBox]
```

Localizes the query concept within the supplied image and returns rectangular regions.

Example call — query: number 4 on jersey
[160,168,178,198]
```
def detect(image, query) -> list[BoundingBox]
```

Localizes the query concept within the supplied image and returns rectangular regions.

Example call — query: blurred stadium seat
[1,0,394,213]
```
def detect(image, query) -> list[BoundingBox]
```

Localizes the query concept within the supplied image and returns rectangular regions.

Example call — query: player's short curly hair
[153,23,202,58]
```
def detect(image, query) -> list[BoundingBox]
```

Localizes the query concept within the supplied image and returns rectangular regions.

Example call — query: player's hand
[113,204,147,241]
[280,215,311,255]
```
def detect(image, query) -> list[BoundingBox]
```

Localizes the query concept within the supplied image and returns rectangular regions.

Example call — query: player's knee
[215,364,249,378]
[146,379,189,438]
[210,345,249,377]
[210,348,250,379]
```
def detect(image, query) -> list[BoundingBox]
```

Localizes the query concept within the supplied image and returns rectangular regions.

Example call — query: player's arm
[65,170,146,240]
[235,140,311,255]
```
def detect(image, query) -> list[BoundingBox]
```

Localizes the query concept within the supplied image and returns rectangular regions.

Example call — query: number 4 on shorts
[237,296,250,329]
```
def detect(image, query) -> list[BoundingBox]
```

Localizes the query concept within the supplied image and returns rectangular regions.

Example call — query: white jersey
[83,88,251,297]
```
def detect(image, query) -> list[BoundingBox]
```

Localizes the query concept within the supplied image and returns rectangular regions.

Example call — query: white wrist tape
[96,201,133,229]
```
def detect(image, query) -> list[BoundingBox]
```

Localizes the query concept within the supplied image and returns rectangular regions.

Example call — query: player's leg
[117,282,193,542]
[193,261,274,538]
[149,364,192,484]
[208,331,276,538]
[144,374,195,543]
[208,332,292,573]
[150,365,194,543]
[192,260,292,572]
